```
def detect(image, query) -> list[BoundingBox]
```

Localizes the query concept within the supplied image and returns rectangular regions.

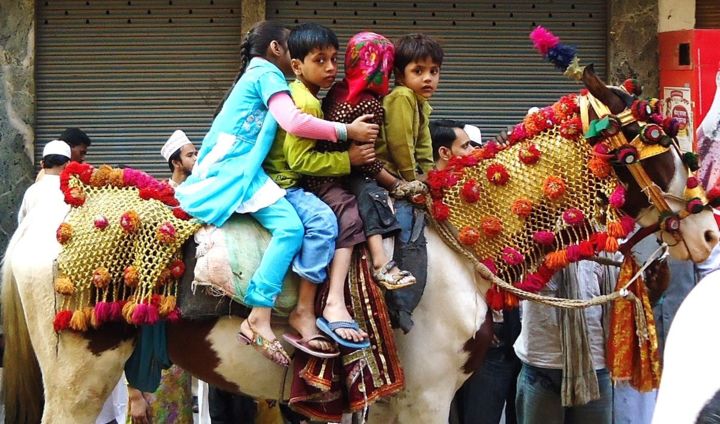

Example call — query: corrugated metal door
[267,0,607,138]
[696,0,720,29]
[36,1,243,175]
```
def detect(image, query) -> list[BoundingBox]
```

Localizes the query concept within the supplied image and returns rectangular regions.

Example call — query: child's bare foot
[288,308,335,353]
[322,299,368,343]
[239,317,289,366]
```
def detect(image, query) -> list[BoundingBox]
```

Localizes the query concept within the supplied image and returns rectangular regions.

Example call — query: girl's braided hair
[213,20,289,118]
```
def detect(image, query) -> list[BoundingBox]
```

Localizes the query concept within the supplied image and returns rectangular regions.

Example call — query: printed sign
[663,86,694,152]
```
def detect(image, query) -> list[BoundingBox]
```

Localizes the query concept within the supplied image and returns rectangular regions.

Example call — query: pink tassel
[131,303,148,325]
[166,308,181,323]
[609,185,626,208]
[145,304,160,325]
[480,258,498,275]
[94,301,111,325]
[566,244,582,262]
[620,215,636,235]
[109,302,122,321]
[530,26,560,55]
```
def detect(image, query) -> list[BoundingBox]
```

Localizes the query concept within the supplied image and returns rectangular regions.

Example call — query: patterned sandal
[237,321,291,367]
[373,260,416,291]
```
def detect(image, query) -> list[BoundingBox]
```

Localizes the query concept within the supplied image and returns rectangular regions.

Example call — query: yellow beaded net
[53,164,200,332]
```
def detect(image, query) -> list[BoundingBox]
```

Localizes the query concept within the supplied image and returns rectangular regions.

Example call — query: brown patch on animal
[462,308,494,373]
[85,322,137,355]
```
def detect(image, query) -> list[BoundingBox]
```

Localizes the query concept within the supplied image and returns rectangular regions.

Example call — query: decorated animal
[3,62,719,424]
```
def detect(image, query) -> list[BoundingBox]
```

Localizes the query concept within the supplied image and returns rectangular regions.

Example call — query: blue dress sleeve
[256,69,290,106]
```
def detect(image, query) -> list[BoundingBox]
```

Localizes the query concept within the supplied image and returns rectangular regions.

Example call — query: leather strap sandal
[237,321,291,367]
[373,260,416,291]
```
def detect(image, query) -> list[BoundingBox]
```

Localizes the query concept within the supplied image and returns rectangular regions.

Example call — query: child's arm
[268,93,378,143]
[415,122,435,176]
[383,93,420,181]
[284,133,350,177]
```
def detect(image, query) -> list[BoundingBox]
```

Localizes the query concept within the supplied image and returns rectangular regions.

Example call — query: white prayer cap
[161,130,192,161]
[42,139,71,159]
[463,124,483,146]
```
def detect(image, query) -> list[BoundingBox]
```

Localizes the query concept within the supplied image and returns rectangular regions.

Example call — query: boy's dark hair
[288,23,339,60]
[42,154,70,169]
[168,149,182,172]
[59,127,91,147]
[430,119,465,160]
[214,20,290,118]
[393,33,444,79]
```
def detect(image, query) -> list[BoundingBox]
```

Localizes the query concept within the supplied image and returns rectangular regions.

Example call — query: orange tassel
[504,292,520,309]
[122,301,136,323]
[545,249,569,270]
[159,295,177,316]
[69,309,88,332]
[607,221,624,238]
[605,236,619,253]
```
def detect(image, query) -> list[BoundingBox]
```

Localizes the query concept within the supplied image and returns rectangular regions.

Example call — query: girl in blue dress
[176,21,379,366]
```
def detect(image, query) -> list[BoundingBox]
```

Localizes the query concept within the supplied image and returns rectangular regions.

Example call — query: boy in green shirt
[264,23,375,351]
[376,33,444,332]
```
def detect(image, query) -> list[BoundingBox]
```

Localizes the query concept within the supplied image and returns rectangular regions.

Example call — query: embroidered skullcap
[343,32,395,104]
[161,130,192,161]
[43,139,71,159]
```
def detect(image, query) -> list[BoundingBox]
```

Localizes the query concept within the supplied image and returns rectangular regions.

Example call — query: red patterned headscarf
[343,32,395,104]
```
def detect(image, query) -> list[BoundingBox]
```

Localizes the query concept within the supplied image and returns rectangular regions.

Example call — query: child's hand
[347,114,379,143]
[349,142,376,166]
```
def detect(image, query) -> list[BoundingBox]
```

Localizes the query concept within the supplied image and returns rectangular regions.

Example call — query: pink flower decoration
[562,208,585,226]
[609,185,626,208]
[502,247,524,266]
[480,258,498,275]
[94,215,109,230]
[533,230,555,246]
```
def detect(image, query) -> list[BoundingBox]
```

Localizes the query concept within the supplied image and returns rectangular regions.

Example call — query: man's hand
[347,114,379,144]
[128,387,152,424]
[349,142,376,166]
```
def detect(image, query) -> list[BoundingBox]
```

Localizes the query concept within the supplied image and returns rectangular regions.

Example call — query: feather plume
[530,26,560,55]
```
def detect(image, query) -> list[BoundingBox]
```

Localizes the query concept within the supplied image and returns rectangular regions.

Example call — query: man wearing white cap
[18,139,72,223]
[429,119,480,171]
[161,130,198,188]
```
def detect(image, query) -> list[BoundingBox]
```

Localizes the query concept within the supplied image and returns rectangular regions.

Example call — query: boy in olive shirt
[376,33,444,332]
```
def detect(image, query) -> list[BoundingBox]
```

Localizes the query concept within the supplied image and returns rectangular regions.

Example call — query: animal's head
[581,65,719,262]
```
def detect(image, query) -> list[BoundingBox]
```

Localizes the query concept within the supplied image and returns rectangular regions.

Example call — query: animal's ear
[582,64,626,114]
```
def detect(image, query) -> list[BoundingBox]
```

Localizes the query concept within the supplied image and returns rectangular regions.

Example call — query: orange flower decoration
[481,216,503,238]
[511,198,533,218]
[56,223,73,244]
[92,267,111,289]
[459,226,481,245]
[124,266,139,288]
[120,211,141,233]
[156,222,177,244]
[543,176,566,200]
[588,157,612,178]
[54,275,75,296]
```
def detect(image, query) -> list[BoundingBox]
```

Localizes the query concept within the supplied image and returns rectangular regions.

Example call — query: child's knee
[278,214,304,248]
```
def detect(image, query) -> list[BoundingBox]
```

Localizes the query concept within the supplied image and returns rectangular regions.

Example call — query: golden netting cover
[53,164,200,332]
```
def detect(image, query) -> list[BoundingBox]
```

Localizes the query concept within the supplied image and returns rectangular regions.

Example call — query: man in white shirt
[161,130,197,188]
[18,139,72,224]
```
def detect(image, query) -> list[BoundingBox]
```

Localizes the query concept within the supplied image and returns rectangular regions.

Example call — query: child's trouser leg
[244,197,304,307]
[284,188,338,284]
[385,199,428,333]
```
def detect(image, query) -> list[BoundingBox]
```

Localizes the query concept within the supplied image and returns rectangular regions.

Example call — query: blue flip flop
[316,317,371,349]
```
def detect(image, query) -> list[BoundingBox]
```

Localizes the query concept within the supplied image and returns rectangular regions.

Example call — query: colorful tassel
[53,310,73,332]
[69,309,88,332]
[109,301,123,321]
[94,301,111,325]
[131,303,149,325]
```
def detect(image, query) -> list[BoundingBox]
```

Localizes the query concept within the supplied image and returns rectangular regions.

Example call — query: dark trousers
[208,386,256,424]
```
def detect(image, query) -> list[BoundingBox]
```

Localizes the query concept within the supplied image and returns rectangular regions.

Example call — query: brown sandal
[238,320,291,367]
[373,260,416,290]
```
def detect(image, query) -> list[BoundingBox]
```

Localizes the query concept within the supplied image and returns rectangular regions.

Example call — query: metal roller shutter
[696,0,720,29]
[36,0,243,176]
[267,0,607,139]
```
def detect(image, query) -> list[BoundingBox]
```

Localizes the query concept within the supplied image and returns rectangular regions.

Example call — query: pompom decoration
[543,176,566,200]
[621,215,636,235]
[120,210,140,233]
[683,152,700,172]
[94,215,109,230]
[487,163,510,186]
[501,247,524,266]
[663,117,680,138]
[54,275,75,296]
[519,144,542,165]
[169,259,185,279]
[460,179,481,203]
[622,78,642,96]
[560,117,583,141]
[56,223,73,244]
[511,198,534,219]
[687,198,705,214]
[481,258,498,275]
[123,265,139,288]
[486,285,505,311]
[529,26,560,55]
[92,267,111,289]
[53,310,73,332]
[562,208,585,225]
[609,185,626,208]
[459,226,482,245]
[533,230,556,246]
[156,221,177,244]
[172,207,192,221]
[588,157,612,179]
[686,176,700,189]
[432,200,450,221]
[481,216,504,238]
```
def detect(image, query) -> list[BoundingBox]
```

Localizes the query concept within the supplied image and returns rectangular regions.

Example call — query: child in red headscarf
[309,32,419,292]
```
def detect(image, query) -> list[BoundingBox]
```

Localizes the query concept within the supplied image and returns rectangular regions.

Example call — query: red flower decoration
[481,216,503,238]
[543,176,566,200]
[478,141,501,159]
[432,200,450,221]
[533,230,555,246]
[156,222,177,244]
[518,144,541,165]
[56,223,73,244]
[509,124,529,144]
[502,247,524,266]
[487,163,510,186]
[120,211,141,233]
[511,198,533,218]
[94,215,109,230]
[460,179,481,203]
[480,258,498,275]
[562,208,585,226]
[459,226,481,245]
[169,259,186,278]
[559,117,583,141]
[172,207,192,220]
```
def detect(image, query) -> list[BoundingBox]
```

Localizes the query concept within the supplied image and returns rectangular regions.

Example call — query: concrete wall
[608,0,660,97]
[659,0,696,32]
[0,0,35,252]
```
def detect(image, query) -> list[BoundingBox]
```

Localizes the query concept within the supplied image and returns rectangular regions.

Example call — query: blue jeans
[244,196,304,307]
[516,364,612,424]
[285,188,338,284]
